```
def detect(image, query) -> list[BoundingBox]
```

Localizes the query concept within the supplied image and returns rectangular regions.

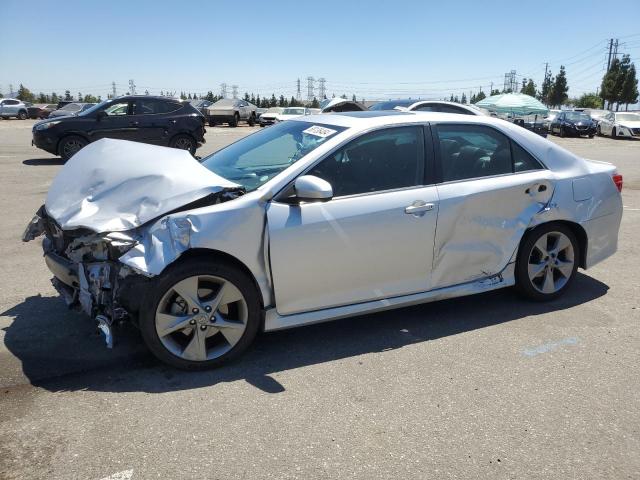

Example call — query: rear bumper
[582,210,623,269]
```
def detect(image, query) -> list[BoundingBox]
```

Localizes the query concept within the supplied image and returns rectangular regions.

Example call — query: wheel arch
[521,220,587,269]
[164,248,266,309]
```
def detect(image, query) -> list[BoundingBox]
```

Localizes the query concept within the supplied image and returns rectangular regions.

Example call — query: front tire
[515,223,579,301]
[229,113,239,127]
[559,126,565,137]
[611,127,617,139]
[58,135,88,160]
[139,258,261,370]
[248,114,256,126]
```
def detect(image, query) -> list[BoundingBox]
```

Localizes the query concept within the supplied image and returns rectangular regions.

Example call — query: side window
[438,104,474,115]
[414,104,437,112]
[136,99,182,115]
[436,125,505,181]
[512,141,543,172]
[103,101,130,116]
[309,126,424,197]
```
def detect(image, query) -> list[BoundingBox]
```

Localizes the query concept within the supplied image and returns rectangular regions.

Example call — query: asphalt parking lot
[0,119,639,480]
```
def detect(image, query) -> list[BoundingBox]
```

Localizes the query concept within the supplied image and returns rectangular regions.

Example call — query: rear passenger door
[134,98,183,146]
[430,123,553,289]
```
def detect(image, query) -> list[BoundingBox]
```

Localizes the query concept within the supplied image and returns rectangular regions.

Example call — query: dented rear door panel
[431,171,554,289]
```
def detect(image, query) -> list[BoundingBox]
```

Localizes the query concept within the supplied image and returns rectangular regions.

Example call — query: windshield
[201,121,347,192]
[564,112,591,122]
[369,99,415,110]
[282,108,305,115]
[616,113,640,122]
[266,107,282,113]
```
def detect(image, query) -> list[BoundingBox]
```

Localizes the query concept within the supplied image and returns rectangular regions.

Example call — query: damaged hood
[45,139,241,232]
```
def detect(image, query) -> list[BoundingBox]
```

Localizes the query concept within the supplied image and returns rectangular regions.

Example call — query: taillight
[612,173,623,192]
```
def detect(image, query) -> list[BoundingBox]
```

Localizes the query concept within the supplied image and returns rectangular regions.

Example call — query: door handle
[405,201,434,215]
[525,184,547,195]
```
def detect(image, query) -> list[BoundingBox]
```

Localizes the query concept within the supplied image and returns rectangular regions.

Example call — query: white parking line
[624,206,640,211]
[522,337,579,357]
[98,469,133,480]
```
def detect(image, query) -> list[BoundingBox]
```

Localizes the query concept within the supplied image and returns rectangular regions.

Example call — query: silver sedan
[23,111,623,369]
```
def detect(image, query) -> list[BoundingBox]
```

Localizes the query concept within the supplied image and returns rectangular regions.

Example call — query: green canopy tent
[475,93,549,115]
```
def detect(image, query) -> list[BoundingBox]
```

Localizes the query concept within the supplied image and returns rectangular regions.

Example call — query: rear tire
[559,126,565,137]
[229,113,239,127]
[515,223,579,302]
[248,114,256,126]
[596,125,601,136]
[138,258,261,370]
[17,110,27,120]
[169,134,196,155]
[58,135,88,160]
[611,127,617,139]
[208,118,216,127]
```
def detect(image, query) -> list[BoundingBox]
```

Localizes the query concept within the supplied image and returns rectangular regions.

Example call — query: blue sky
[1,0,639,101]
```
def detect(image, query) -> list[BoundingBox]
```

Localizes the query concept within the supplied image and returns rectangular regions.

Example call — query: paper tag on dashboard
[303,126,337,138]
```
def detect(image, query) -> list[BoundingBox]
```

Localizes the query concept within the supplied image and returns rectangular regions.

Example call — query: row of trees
[601,55,638,111]
[6,84,102,104]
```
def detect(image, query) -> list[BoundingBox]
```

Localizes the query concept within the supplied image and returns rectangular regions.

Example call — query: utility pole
[112,82,117,98]
[231,85,238,99]
[318,77,326,100]
[306,76,315,102]
[220,83,227,98]
[128,79,136,95]
[490,82,493,94]
[9,84,13,96]
[603,39,616,108]
[296,78,301,101]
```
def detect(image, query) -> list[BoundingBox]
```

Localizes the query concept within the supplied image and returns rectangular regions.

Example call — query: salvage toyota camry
[23,111,623,369]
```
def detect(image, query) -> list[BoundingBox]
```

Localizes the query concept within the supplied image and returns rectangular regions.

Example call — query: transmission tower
[502,70,516,92]
[220,83,228,98]
[296,78,301,101]
[128,79,136,95]
[318,78,326,100]
[231,85,238,99]
[306,76,315,102]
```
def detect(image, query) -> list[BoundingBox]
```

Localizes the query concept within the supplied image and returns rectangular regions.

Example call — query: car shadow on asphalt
[22,157,65,166]
[2,273,609,394]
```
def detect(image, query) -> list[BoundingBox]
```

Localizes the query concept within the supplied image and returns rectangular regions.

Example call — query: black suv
[32,96,206,160]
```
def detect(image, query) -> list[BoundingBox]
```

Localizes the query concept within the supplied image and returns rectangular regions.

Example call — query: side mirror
[294,175,333,202]
[96,111,107,121]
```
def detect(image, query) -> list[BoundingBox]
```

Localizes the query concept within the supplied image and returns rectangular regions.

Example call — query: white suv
[0,98,29,119]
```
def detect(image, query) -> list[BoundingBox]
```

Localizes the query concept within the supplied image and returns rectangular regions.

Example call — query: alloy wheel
[527,231,575,294]
[62,139,84,157]
[174,137,194,151]
[155,275,248,362]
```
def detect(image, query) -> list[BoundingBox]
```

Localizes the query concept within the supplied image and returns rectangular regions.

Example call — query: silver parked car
[596,111,640,138]
[23,111,623,369]
[370,99,488,115]
[205,98,257,127]
[0,98,30,119]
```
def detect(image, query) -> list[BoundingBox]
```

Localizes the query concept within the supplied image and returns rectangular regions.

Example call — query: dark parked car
[32,95,206,160]
[48,102,97,118]
[549,111,596,138]
[28,103,58,119]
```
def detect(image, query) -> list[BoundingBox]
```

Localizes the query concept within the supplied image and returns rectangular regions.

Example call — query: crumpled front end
[23,205,152,347]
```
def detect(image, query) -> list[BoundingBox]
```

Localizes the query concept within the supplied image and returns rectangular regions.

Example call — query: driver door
[267,125,439,316]
[89,100,138,142]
